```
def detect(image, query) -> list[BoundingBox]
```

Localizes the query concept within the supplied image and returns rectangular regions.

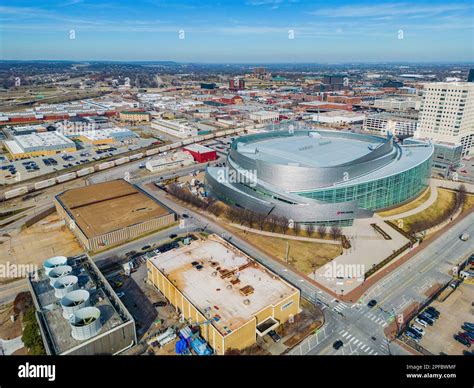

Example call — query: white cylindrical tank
[43,256,68,275]
[70,307,102,340]
[53,275,79,299]
[60,290,90,319]
[48,265,73,286]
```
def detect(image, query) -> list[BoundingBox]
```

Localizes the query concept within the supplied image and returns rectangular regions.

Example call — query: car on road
[460,233,470,241]
[112,280,123,288]
[141,245,151,251]
[333,340,344,350]
[454,334,471,347]
[169,234,178,239]
[367,299,377,308]
[268,330,281,343]
[415,317,429,327]
[182,213,189,218]
[152,301,167,308]
[116,291,125,298]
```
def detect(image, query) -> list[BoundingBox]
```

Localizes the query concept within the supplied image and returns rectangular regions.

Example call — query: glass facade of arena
[295,158,432,211]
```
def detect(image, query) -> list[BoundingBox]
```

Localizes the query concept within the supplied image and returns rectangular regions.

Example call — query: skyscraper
[415,82,474,156]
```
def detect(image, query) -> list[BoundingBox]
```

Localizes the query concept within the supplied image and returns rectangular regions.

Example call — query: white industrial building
[145,151,194,172]
[249,110,280,123]
[373,97,421,111]
[415,82,474,156]
[312,111,365,124]
[363,113,418,137]
[151,119,198,138]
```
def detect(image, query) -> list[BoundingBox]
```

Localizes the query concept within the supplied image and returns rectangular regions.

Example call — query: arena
[205,130,433,226]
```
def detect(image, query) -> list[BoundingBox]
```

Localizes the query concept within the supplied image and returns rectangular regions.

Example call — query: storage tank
[48,265,73,286]
[43,256,68,275]
[60,290,90,319]
[53,275,79,299]
[70,307,102,340]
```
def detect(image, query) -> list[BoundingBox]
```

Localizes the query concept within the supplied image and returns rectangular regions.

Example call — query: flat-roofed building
[249,110,280,123]
[145,151,194,172]
[76,127,137,145]
[55,179,175,251]
[151,119,198,138]
[147,234,300,355]
[4,131,76,160]
[27,254,137,355]
[363,113,418,137]
[119,110,151,122]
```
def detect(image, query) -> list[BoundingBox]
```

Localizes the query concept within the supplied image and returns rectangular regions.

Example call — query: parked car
[462,325,474,334]
[406,327,422,339]
[411,325,425,336]
[169,234,178,239]
[152,301,167,308]
[419,314,434,326]
[367,299,377,308]
[425,306,440,317]
[458,332,474,344]
[415,317,429,328]
[333,340,344,350]
[422,311,438,320]
[268,330,281,343]
[454,334,471,347]
[406,331,420,342]
[116,291,125,298]
[141,245,151,251]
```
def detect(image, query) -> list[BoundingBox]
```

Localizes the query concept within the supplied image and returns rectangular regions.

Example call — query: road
[291,212,474,355]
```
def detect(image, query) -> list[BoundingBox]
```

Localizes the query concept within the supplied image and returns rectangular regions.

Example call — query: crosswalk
[366,312,388,327]
[333,302,348,314]
[337,329,381,355]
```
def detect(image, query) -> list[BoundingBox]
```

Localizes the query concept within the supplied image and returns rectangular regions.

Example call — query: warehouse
[146,234,300,355]
[183,143,217,163]
[55,180,175,251]
[4,132,76,160]
[76,127,137,145]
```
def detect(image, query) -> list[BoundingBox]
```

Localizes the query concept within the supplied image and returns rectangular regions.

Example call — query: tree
[306,224,315,237]
[317,225,327,238]
[330,226,342,240]
[13,291,33,316]
[255,212,267,230]
[277,216,290,235]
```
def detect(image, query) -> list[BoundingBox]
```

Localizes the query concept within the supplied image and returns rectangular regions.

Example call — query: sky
[0,0,473,63]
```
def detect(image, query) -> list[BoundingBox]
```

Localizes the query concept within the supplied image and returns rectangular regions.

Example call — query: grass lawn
[462,194,474,213]
[398,188,456,232]
[377,187,431,217]
[227,225,341,275]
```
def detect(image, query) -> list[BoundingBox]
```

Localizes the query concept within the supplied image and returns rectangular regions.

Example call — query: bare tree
[293,222,301,236]
[255,212,267,230]
[317,225,327,238]
[306,224,315,237]
[278,216,290,235]
[330,226,342,240]
[267,215,278,233]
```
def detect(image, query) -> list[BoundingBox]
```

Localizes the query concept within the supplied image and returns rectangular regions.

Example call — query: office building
[415,82,474,156]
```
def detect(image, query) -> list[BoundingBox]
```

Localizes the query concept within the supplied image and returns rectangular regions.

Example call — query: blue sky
[0,0,473,62]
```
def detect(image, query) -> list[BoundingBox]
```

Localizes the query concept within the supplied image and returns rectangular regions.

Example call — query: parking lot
[410,282,474,355]
[0,137,155,184]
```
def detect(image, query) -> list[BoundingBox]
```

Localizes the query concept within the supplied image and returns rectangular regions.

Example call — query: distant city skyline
[1,0,473,62]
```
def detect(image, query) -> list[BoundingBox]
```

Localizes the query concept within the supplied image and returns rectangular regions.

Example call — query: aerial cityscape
[0,0,473,386]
